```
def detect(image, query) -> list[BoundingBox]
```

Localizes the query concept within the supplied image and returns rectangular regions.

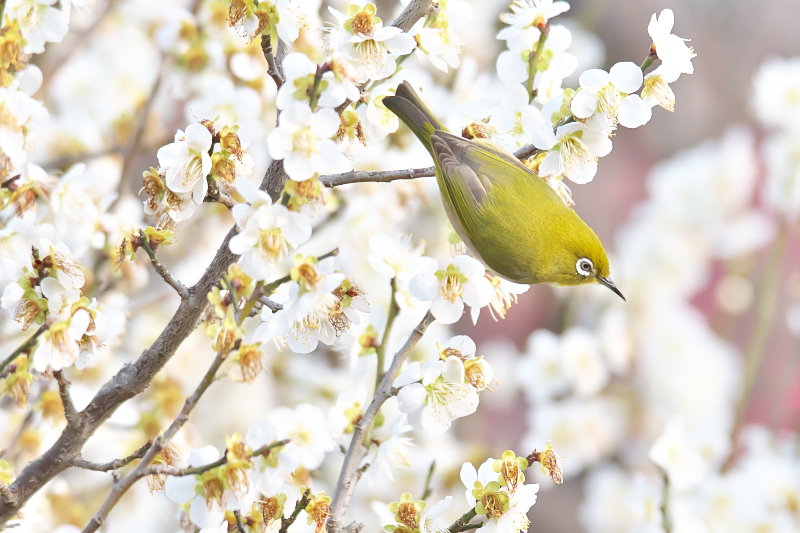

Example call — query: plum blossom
[158,123,213,205]
[409,255,494,325]
[328,384,369,439]
[228,199,312,280]
[395,355,479,434]
[267,103,340,181]
[499,0,570,39]
[326,3,415,80]
[533,114,612,184]
[460,458,497,507]
[496,25,577,94]
[641,65,681,113]
[268,404,335,470]
[164,446,227,531]
[570,62,648,128]
[438,335,495,392]
[7,0,69,54]
[276,53,359,110]
[648,9,695,74]
[268,256,346,353]
[362,401,415,483]
[245,420,303,495]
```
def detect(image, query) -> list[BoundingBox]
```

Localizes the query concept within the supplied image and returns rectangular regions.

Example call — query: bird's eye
[576,258,593,276]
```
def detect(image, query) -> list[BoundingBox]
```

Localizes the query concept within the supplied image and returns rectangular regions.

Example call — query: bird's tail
[383,81,447,154]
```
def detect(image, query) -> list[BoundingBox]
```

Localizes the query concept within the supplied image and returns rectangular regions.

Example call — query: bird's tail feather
[383,81,447,153]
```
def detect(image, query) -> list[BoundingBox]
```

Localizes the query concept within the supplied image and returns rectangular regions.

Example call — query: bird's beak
[597,276,626,301]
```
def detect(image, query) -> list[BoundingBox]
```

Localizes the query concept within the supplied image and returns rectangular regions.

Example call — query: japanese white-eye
[384,81,625,300]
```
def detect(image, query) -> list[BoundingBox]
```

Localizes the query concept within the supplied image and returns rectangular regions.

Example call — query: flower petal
[397,383,428,413]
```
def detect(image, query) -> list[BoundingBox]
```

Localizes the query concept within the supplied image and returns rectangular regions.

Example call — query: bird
[383,81,625,301]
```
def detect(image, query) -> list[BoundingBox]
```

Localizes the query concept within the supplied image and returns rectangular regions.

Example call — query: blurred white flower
[328,384,369,439]
[396,356,479,434]
[517,329,568,402]
[409,255,494,325]
[158,123,213,205]
[276,53,358,110]
[560,327,609,398]
[648,9,695,74]
[245,420,303,495]
[753,57,800,134]
[164,445,227,531]
[362,400,415,483]
[7,0,69,54]
[267,103,340,181]
[366,84,400,134]
[496,25,577,92]
[499,0,570,38]
[268,403,335,470]
[649,417,707,490]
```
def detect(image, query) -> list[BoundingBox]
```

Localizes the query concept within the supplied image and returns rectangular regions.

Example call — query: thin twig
[258,296,284,312]
[447,508,477,533]
[81,352,227,533]
[69,441,152,472]
[320,144,542,188]
[0,324,48,374]
[139,231,189,300]
[526,27,549,103]
[234,510,246,533]
[421,461,436,500]
[328,311,436,525]
[53,371,81,428]
[204,185,236,210]
[261,35,285,90]
[145,439,290,478]
[280,488,311,533]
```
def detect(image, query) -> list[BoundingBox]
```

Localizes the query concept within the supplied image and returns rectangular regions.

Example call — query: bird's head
[538,221,625,301]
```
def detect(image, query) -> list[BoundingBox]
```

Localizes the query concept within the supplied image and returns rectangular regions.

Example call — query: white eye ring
[576,258,593,276]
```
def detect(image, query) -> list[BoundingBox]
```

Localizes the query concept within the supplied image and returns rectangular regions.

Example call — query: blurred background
[3,0,800,531]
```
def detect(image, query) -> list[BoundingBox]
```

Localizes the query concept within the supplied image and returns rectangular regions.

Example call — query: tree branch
[53,371,81,428]
[69,441,152,472]
[139,231,189,300]
[82,351,227,533]
[258,296,284,312]
[320,144,541,188]
[328,311,435,527]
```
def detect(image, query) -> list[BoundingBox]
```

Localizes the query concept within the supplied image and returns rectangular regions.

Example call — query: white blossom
[409,255,494,325]
[158,123,213,205]
[395,356,479,434]
[267,103,340,181]
[648,9,695,74]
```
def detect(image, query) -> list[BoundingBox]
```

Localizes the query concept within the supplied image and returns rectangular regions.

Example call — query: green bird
[383,81,625,300]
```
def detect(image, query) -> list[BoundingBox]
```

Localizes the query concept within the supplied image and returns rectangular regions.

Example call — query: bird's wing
[430,132,536,245]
